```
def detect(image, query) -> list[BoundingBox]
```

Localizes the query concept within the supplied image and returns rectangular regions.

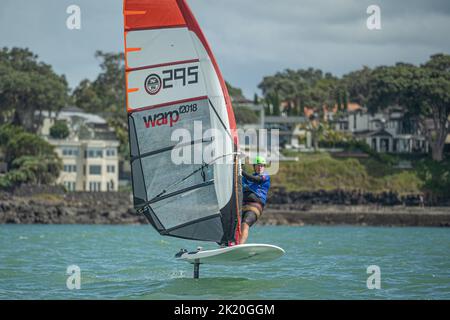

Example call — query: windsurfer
[240,156,270,244]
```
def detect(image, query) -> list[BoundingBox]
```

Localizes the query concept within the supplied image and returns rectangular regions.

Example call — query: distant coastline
[1,187,449,227]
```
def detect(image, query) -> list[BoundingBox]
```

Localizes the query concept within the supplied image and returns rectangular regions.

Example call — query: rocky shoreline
[262,204,450,227]
[0,188,449,227]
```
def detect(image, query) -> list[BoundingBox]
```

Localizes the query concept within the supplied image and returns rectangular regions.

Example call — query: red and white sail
[123,0,241,244]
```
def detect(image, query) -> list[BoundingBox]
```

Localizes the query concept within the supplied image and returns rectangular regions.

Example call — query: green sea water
[0,224,449,299]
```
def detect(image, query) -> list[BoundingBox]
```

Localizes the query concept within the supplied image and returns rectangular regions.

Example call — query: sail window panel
[167,215,224,242]
[132,98,211,156]
[140,150,214,202]
[126,28,197,70]
[151,183,219,229]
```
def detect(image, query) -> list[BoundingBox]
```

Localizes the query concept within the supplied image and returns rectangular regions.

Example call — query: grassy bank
[269,151,449,196]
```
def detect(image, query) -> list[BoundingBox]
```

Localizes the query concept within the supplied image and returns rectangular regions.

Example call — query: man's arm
[242,170,266,184]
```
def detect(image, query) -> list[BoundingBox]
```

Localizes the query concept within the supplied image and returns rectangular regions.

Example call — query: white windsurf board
[175,244,285,265]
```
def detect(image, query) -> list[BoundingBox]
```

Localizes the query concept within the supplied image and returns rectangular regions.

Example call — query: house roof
[353,129,393,138]
[265,116,307,124]
[302,102,363,119]
[61,106,84,113]
[38,109,107,124]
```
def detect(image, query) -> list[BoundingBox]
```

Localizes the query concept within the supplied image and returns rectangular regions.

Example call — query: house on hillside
[264,116,307,149]
[304,102,362,122]
[332,106,428,153]
[37,106,120,192]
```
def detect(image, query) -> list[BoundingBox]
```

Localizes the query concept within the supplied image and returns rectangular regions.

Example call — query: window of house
[89,181,101,192]
[64,181,76,191]
[87,148,103,158]
[62,148,78,157]
[106,149,116,157]
[107,165,115,173]
[89,165,102,175]
[63,165,77,173]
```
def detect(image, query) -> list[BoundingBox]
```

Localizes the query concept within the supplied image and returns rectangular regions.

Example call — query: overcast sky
[1,0,449,98]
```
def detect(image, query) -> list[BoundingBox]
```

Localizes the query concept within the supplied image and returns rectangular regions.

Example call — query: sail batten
[124,0,241,244]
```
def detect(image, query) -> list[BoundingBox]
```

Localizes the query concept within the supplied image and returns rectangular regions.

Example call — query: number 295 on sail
[162,66,199,88]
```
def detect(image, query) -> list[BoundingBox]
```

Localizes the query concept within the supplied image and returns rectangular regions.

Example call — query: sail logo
[143,111,179,128]
[144,74,162,95]
[142,104,198,129]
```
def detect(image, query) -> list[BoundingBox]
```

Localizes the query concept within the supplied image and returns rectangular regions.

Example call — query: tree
[342,66,372,107]
[0,47,69,132]
[234,107,259,124]
[0,125,62,188]
[308,116,326,151]
[72,51,126,157]
[258,68,341,117]
[226,81,244,98]
[253,93,259,105]
[71,79,103,113]
[50,120,70,139]
[367,54,450,161]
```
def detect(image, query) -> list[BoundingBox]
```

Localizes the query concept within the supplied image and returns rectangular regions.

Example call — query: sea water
[0,224,449,299]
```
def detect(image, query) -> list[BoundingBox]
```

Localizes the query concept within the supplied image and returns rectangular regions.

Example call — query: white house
[38,106,120,192]
[333,106,429,153]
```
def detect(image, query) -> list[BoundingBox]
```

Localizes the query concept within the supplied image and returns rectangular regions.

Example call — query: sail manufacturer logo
[143,110,179,128]
[144,74,162,95]
[142,104,198,129]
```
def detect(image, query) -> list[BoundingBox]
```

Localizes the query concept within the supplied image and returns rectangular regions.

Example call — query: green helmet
[254,155,267,165]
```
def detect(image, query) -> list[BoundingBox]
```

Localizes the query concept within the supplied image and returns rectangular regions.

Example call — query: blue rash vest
[242,171,271,206]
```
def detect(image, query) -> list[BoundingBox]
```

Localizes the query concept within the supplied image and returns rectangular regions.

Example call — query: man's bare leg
[240,222,250,244]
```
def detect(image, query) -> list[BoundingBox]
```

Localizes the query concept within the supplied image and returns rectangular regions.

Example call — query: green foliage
[0,155,61,188]
[253,93,259,105]
[0,125,54,166]
[342,66,372,107]
[272,152,424,194]
[0,47,69,132]
[258,68,342,117]
[0,125,62,189]
[318,127,352,148]
[234,107,259,124]
[72,51,125,115]
[272,154,372,192]
[107,117,129,160]
[380,171,424,195]
[72,51,127,157]
[226,81,244,98]
[415,158,450,196]
[71,79,103,113]
[366,54,450,161]
[49,120,69,139]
